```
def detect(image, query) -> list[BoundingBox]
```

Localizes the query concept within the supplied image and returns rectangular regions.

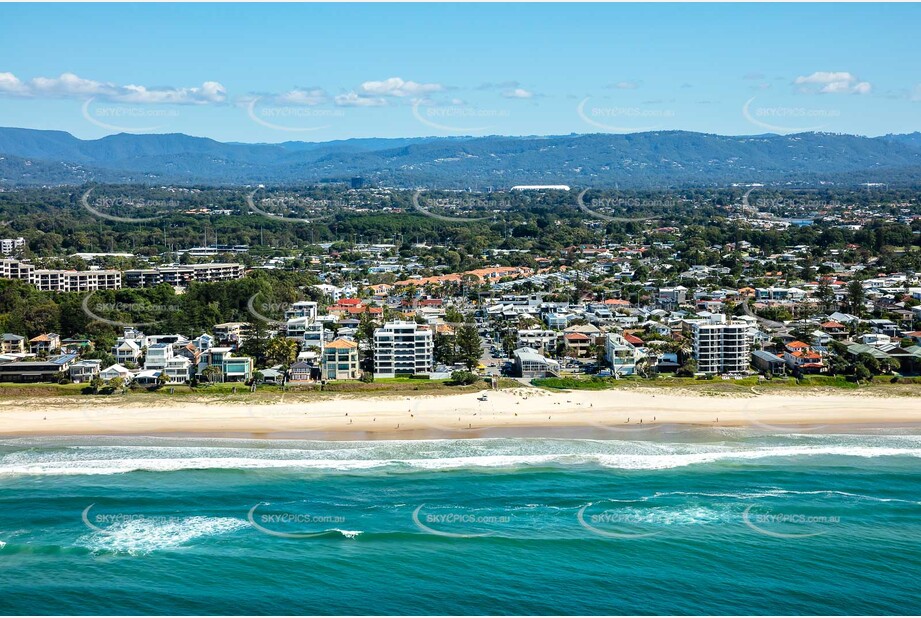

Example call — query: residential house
[144,343,174,371]
[29,333,61,356]
[0,333,25,354]
[605,333,647,376]
[0,353,76,383]
[69,359,102,383]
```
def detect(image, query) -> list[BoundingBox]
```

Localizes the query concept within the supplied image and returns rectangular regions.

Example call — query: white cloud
[334,91,386,107]
[607,81,639,90]
[0,71,226,104]
[502,87,533,99]
[794,71,871,95]
[913,84,921,102]
[0,72,28,95]
[277,88,328,106]
[360,77,443,98]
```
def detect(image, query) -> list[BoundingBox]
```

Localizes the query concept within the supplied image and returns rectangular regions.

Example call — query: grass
[530,373,921,396]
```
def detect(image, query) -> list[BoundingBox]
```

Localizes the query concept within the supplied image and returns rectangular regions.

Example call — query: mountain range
[1,126,920,189]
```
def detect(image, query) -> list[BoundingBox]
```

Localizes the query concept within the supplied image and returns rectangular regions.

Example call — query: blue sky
[1,3,919,142]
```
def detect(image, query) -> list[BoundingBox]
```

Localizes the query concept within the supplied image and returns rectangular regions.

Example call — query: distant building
[124,263,244,288]
[0,237,25,255]
[1,333,26,355]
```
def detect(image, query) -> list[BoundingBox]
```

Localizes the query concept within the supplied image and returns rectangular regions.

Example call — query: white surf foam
[2,439,920,476]
[78,516,246,555]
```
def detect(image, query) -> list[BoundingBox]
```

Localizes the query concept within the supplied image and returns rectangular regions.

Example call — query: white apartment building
[285,301,318,322]
[373,321,434,378]
[516,329,558,355]
[124,263,244,288]
[32,269,121,292]
[691,314,750,374]
[0,259,34,281]
[0,259,121,292]
[0,238,25,255]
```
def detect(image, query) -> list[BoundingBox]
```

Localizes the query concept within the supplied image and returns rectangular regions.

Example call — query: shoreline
[2,387,921,439]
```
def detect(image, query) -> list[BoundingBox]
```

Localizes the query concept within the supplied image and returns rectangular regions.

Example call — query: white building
[605,333,647,376]
[516,329,559,355]
[373,321,434,378]
[691,314,750,374]
[0,237,25,255]
[285,301,318,322]
[162,356,193,384]
[144,343,174,371]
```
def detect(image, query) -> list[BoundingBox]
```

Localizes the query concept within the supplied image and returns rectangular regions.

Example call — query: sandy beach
[1,387,920,438]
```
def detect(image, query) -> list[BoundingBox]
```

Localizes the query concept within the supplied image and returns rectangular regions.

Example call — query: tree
[847,279,866,316]
[816,279,837,313]
[108,376,125,394]
[854,363,872,383]
[201,365,223,383]
[676,359,698,377]
[434,332,456,365]
[156,371,168,387]
[454,324,482,370]
[450,370,480,386]
[265,337,298,366]
[89,375,104,394]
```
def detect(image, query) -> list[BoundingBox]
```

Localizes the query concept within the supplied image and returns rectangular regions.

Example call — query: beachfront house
[144,343,174,371]
[68,359,102,383]
[0,353,76,383]
[113,339,142,366]
[199,347,253,382]
[100,364,134,383]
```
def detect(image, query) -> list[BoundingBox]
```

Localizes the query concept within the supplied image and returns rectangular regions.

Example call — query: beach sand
[1,387,920,438]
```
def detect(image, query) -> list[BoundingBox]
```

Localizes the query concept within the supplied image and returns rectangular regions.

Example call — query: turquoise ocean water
[0,429,920,615]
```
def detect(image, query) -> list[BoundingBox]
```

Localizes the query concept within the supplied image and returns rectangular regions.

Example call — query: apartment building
[0,259,121,292]
[0,259,34,281]
[516,329,559,355]
[32,269,121,292]
[0,237,25,255]
[124,263,244,288]
[691,314,750,374]
[373,321,434,378]
[321,338,360,380]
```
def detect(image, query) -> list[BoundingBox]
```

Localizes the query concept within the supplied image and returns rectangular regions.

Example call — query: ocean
[1,429,920,615]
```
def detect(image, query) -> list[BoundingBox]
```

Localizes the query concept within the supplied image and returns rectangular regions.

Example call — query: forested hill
[2,127,921,188]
